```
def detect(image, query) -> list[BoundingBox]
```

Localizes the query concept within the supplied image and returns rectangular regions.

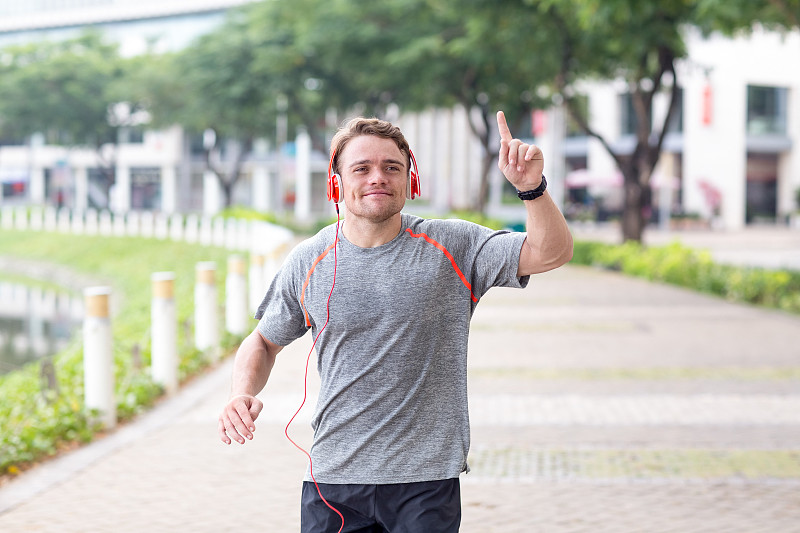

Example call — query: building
[539,26,800,231]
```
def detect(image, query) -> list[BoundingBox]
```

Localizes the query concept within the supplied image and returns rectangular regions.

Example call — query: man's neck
[341,213,403,248]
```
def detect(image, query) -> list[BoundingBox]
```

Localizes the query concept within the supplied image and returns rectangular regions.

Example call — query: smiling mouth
[364,190,392,197]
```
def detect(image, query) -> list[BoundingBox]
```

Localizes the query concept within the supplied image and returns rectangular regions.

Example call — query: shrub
[571,240,800,314]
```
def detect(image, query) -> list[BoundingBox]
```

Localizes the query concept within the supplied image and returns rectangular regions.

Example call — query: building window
[189,133,206,156]
[619,92,653,136]
[119,126,144,144]
[0,133,27,146]
[130,167,161,210]
[566,95,589,138]
[666,88,683,134]
[747,85,787,136]
[746,153,778,223]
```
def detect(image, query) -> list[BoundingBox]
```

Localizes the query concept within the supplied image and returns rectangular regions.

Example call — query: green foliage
[0,231,244,475]
[1,355,96,468]
[218,206,281,224]
[572,240,800,314]
[217,206,336,236]
[694,0,800,33]
[0,30,135,146]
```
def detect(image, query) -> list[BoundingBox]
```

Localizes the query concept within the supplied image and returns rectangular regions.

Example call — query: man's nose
[367,169,389,183]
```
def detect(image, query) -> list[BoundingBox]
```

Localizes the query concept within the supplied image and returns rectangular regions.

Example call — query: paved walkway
[2,229,800,532]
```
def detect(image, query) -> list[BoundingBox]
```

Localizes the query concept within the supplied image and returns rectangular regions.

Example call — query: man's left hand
[496,110,544,191]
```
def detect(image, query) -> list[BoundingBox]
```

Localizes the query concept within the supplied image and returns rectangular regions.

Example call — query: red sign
[702,84,713,126]
[532,110,547,137]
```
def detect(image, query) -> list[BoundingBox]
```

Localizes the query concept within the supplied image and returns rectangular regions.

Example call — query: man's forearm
[519,190,573,276]
[230,330,278,398]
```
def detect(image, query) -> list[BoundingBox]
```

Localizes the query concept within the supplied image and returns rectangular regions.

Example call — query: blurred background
[0,0,798,243]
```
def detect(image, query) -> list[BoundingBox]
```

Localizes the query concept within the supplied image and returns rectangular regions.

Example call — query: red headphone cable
[284,203,344,533]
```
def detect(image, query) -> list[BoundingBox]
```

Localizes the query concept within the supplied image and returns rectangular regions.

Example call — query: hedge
[572,240,800,314]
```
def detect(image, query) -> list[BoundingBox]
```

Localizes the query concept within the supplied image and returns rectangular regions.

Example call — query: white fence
[0,206,293,256]
[3,206,294,428]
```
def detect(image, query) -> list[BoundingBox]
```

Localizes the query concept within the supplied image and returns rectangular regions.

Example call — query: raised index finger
[497,111,513,142]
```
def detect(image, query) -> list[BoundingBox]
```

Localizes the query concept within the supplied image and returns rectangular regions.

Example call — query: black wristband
[516,175,547,201]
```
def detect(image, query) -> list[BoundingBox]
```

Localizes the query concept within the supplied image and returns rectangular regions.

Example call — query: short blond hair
[329,117,411,176]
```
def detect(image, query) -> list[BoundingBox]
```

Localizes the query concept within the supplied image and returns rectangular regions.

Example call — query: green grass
[0,230,245,475]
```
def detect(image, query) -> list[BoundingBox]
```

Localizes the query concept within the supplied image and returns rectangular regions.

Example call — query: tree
[136,0,557,214]
[136,0,388,208]
[533,0,691,242]
[357,0,558,212]
[245,0,430,144]
[0,31,138,207]
[535,0,800,242]
[132,8,279,209]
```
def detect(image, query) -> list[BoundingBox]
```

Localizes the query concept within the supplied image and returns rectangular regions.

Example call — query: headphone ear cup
[328,173,342,203]
[407,150,421,200]
[408,172,420,200]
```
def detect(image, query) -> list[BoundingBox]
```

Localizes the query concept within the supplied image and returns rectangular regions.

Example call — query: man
[219,111,573,532]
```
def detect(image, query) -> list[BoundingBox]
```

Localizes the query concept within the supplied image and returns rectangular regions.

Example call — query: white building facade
[551,26,800,230]
[683,27,800,229]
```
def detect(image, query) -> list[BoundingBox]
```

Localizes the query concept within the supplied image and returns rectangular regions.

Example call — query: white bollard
[126,211,140,237]
[194,262,219,357]
[169,213,184,242]
[85,209,99,235]
[154,213,169,240]
[29,207,43,231]
[151,272,178,395]
[14,207,28,231]
[44,207,57,232]
[140,211,155,238]
[236,219,253,250]
[249,253,266,314]
[99,210,113,236]
[57,208,71,233]
[1,207,13,230]
[83,287,116,429]
[199,217,213,246]
[264,248,282,288]
[184,214,199,243]
[113,212,126,236]
[225,255,249,336]
[213,217,226,247]
[71,210,85,235]
[225,218,238,250]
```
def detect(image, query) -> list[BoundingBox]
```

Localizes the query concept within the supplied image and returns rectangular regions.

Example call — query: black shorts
[301,478,461,533]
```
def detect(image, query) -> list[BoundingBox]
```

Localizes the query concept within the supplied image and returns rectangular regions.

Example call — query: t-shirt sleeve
[467,226,530,299]
[254,251,310,346]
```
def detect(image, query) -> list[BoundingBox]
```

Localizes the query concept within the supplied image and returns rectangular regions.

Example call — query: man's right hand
[218,394,264,445]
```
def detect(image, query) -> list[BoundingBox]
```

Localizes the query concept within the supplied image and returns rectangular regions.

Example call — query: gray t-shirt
[256,212,529,484]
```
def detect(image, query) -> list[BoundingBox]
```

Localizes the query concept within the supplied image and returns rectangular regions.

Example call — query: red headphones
[327,147,421,203]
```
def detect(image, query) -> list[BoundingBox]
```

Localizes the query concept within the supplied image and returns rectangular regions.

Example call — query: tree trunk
[621,173,645,242]
[461,102,494,214]
[476,151,494,213]
[221,181,234,208]
[208,138,252,209]
[94,144,116,210]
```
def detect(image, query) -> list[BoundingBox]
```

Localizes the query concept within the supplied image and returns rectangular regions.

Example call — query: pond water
[0,281,83,376]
